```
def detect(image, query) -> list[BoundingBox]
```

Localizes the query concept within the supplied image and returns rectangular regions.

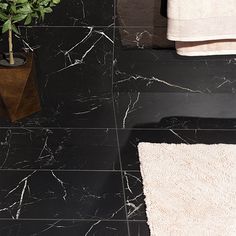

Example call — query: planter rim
[0,52,28,68]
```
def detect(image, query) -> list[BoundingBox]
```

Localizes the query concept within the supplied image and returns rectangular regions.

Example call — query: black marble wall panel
[116,26,174,49]
[116,0,173,48]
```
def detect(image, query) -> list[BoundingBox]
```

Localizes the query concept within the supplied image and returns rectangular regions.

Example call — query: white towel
[176,40,236,56]
[167,0,236,41]
[167,0,236,56]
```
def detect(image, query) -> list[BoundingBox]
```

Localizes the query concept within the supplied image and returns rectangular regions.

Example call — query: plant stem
[8,27,14,65]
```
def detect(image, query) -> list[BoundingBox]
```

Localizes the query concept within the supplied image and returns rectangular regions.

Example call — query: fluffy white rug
[138,143,236,236]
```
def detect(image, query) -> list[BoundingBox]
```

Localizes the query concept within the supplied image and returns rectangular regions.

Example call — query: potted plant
[0,0,61,122]
[0,0,61,65]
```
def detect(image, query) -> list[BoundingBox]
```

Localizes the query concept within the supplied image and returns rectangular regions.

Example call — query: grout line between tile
[0,218,147,222]
[111,3,131,235]
[1,25,166,28]
[2,127,236,131]
[0,169,140,173]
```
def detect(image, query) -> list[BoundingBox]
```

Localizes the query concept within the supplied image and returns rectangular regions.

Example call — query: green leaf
[24,14,32,25]
[17,3,32,14]
[0,3,8,10]
[0,0,61,27]
[44,7,52,13]
[40,0,51,6]
[11,5,17,14]
[16,0,28,3]
[2,19,11,33]
[39,6,45,20]
[12,14,27,23]
[53,0,60,4]
[0,12,8,21]
[31,12,39,18]
[12,24,20,34]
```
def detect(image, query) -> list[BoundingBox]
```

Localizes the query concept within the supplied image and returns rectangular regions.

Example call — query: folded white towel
[167,0,236,56]
[167,0,236,41]
[176,39,236,56]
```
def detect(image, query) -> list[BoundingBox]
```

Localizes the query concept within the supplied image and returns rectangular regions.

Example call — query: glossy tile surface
[0,220,128,236]
[129,221,150,236]
[20,0,114,26]
[0,27,115,128]
[114,92,236,129]
[0,0,236,235]
[114,48,236,93]
[0,170,125,220]
[0,129,120,170]
[113,28,236,129]
[123,172,146,220]
[118,129,236,171]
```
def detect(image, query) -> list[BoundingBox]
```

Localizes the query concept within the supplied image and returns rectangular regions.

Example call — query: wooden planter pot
[0,53,41,122]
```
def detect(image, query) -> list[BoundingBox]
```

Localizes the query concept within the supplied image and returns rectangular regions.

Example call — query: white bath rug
[138,143,236,236]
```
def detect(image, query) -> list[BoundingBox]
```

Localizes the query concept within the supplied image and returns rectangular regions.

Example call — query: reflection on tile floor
[0,0,236,235]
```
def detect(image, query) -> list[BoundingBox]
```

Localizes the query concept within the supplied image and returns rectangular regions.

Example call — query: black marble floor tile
[0,219,128,236]
[114,45,236,93]
[12,26,113,93]
[0,170,125,220]
[113,29,236,128]
[0,27,116,128]
[114,92,236,129]
[123,172,146,220]
[2,27,114,92]
[1,7,235,236]
[118,129,236,171]
[0,129,120,170]
[129,221,150,236]
[0,92,116,128]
